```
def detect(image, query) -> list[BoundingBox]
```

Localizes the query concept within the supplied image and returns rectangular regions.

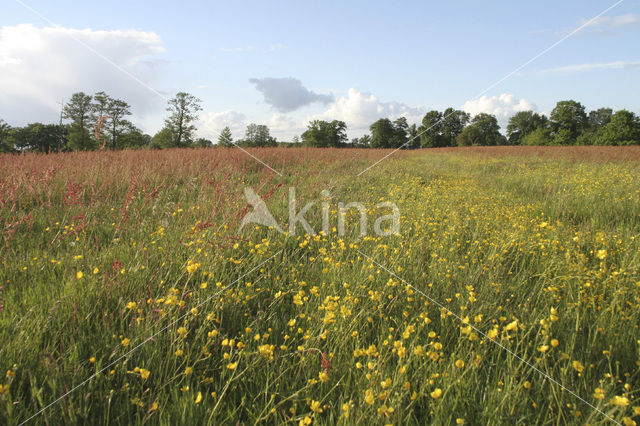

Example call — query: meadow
[1,146,639,425]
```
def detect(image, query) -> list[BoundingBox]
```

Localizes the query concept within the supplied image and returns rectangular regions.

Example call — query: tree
[0,120,14,153]
[217,126,234,147]
[9,123,67,153]
[106,98,132,149]
[506,111,548,145]
[456,113,505,146]
[370,118,396,148]
[301,120,347,147]
[195,138,213,148]
[116,126,151,149]
[63,92,95,150]
[521,127,552,146]
[594,110,640,146]
[150,127,174,149]
[164,92,202,147]
[441,108,470,146]
[550,100,588,144]
[588,108,613,129]
[418,110,444,148]
[407,123,419,149]
[240,124,277,147]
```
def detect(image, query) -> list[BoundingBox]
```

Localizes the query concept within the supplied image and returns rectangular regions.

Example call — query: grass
[1,147,639,425]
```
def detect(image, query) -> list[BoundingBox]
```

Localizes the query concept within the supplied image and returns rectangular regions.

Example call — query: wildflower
[195,392,202,404]
[76,271,83,279]
[455,360,465,368]
[89,357,96,363]
[550,339,559,347]
[175,349,184,356]
[596,249,607,260]
[121,338,130,347]
[572,361,584,373]
[93,267,99,274]
[299,417,312,426]
[610,395,630,407]
[139,368,150,380]
[593,388,605,400]
[126,301,137,310]
[342,402,350,418]
[381,378,392,389]
[226,362,238,370]
[365,389,375,405]
[150,401,158,411]
[309,400,323,413]
[319,372,329,383]
[184,367,193,375]
[503,320,518,332]
[524,381,531,389]
[177,327,188,337]
[430,388,443,399]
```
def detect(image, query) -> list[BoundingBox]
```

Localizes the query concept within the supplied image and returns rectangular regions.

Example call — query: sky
[1,0,639,141]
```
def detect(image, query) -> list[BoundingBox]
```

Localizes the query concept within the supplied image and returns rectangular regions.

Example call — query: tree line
[1,93,638,154]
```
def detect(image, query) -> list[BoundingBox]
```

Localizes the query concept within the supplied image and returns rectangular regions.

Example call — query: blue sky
[1,0,639,139]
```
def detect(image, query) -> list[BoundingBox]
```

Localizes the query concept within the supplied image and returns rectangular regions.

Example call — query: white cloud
[580,13,639,32]
[199,110,246,140]
[463,94,536,127]
[265,113,303,136]
[249,77,333,113]
[309,88,424,132]
[0,24,165,126]
[541,60,640,73]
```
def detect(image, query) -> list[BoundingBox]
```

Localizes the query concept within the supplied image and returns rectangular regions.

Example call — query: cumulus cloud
[540,60,640,73]
[249,77,334,113]
[463,94,536,126]
[0,24,165,126]
[199,110,247,139]
[310,88,424,131]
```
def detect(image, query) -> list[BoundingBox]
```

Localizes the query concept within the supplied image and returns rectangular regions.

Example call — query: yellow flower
[93,267,99,275]
[456,419,465,425]
[455,360,465,368]
[76,271,84,279]
[523,381,531,389]
[139,368,150,380]
[121,338,130,347]
[195,392,202,404]
[309,400,323,413]
[150,401,158,411]
[610,395,630,407]
[319,372,329,383]
[503,320,518,332]
[226,362,238,370]
[593,388,605,400]
[184,367,193,375]
[174,349,184,357]
[89,357,96,363]
[365,389,375,405]
[126,301,137,310]
[596,249,607,260]
[177,327,188,337]
[572,360,584,373]
[550,339,559,347]
[381,378,392,389]
[299,416,312,426]
[430,388,443,399]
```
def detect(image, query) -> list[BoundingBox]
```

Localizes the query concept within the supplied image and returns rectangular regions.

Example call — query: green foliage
[9,123,67,153]
[550,100,588,144]
[506,111,547,145]
[418,110,444,148]
[239,124,277,147]
[217,126,234,147]
[301,120,347,147]
[457,113,505,146]
[0,120,13,153]
[164,92,203,147]
[521,127,553,146]
[116,128,151,149]
[150,127,175,149]
[63,92,95,150]
[594,109,640,146]
[369,118,408,148]
[194,138,213,148]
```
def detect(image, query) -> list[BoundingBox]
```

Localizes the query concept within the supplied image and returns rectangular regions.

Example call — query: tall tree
[391,117,409,148]
[217,126,234,147]
[369,118,396,148]
[241,124,277,147]
[594,110,640,146]
[63,92,95,150]
[457,113,505,146]
[441,108,470,146]
[0,120,13,153]
[418,110,444,148]
[506,111,548,145]
[588,108,613,129]
[550,100,588,144]
[301,120,347,147]
[106,98,132,149]
[165,92,202,147]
